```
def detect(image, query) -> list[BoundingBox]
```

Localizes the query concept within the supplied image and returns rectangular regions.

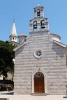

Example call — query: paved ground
[0,95,67,100]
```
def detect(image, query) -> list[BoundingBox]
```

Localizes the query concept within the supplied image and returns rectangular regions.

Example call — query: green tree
[0,40,15,77]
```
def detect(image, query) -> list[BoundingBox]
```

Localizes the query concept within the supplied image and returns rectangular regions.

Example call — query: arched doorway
[34,72,45,93]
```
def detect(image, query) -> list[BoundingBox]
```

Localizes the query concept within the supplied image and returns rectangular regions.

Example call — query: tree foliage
[0,40,15,77]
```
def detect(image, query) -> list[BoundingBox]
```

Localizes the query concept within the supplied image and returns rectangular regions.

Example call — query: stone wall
[14,31,67,95]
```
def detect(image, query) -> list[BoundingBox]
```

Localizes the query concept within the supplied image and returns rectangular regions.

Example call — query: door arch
[34,72,45,93]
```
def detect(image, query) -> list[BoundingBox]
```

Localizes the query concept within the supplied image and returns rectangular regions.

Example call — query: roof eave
[13,42,29,52]
[53,40,66,48]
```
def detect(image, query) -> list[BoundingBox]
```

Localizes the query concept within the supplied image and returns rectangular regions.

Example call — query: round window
[36,51,41,56]
[34,50,42,58]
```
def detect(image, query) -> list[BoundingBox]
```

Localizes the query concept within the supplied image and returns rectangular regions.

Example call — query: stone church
[13,5,67,95]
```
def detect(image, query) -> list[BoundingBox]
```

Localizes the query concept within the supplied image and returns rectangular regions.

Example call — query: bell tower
[30,5,49,33]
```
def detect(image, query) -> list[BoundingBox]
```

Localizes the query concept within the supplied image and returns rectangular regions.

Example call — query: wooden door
[34,72,44,93]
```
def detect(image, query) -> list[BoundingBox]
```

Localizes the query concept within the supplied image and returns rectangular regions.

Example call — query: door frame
[32,70,47,94]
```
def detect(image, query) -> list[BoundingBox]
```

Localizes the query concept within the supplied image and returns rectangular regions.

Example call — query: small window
[34,72,44,78]
[36,51,42,56]
[34,50,42,58]
[37,9,40,16]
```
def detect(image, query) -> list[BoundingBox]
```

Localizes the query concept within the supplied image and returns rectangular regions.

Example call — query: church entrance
[34,72,44,93]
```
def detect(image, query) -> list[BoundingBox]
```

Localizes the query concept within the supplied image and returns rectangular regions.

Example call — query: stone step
[31,93,48,96]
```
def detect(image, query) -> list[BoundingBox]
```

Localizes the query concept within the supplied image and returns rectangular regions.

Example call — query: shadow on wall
[52,42,65,58]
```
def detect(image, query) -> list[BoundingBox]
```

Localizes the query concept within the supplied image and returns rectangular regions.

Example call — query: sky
[0,0,67,45]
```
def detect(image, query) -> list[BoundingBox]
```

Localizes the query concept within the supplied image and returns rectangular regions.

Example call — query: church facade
[14,5,67,95]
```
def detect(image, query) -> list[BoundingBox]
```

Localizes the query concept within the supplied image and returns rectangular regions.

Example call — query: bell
[41,21,45,28]
[33,21,37,29]
[33,25,37,29]
[37,9,40,16]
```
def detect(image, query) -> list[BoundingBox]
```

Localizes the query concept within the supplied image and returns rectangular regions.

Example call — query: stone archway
[34,72,45,93]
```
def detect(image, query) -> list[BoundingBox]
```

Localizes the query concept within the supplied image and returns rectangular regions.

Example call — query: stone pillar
[45,18,49,31]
